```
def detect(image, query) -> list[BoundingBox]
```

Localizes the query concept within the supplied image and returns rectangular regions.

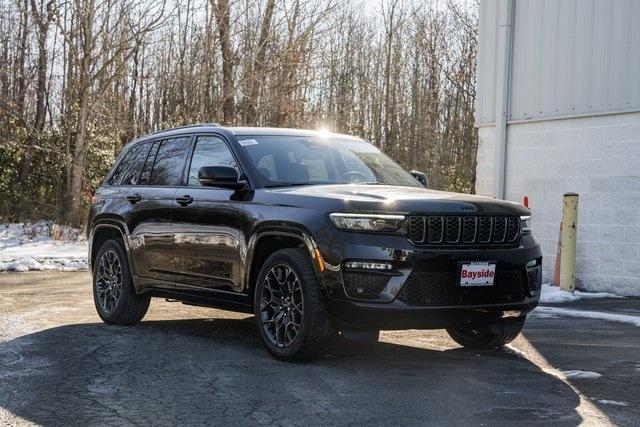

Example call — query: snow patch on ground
[562,370,603,379]
[542,368,603,380]
[0,222,88,272]
[596,399,628,406]
[540,284,623,304]
[529,311,561,319]
[535,306,640,327]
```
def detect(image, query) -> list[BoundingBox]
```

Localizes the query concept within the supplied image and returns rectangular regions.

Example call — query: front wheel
[446,318,525,350]
[254,248,336,361]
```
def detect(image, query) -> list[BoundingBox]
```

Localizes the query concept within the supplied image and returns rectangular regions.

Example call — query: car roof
[228,127,362,140]
[130,124,364,145]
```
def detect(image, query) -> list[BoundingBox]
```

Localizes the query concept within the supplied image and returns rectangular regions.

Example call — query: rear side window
[187,136,237,186]
[107,142,152,186]
[149,137,191,186]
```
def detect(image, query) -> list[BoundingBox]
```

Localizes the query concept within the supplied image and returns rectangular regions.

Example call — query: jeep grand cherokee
[87,124,542,360]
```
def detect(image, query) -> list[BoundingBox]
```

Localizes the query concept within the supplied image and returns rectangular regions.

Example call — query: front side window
[149,137,191,186]
[240,135,422,188]
[187,136,237,186]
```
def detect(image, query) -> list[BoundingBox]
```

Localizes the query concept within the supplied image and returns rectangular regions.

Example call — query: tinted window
[108,143,148,186]
[139,141,160,185]
[187,136,237,186]
[120,142,152,185]
[149,137,191,186]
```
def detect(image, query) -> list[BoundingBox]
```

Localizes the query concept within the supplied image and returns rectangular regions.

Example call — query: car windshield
[239,135,422,188]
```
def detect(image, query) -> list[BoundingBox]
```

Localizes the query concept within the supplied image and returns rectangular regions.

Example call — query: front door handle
[126,194,142,204]
[176,195,193,206]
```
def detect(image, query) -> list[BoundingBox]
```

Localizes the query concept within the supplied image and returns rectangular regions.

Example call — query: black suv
[88,124,541,360]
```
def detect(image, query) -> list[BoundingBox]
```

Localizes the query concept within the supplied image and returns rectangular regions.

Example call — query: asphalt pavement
[1,272,638,426]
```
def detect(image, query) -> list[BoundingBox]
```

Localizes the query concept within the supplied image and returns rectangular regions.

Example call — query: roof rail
[150,123,221,135]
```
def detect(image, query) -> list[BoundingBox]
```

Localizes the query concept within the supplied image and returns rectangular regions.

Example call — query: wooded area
[0,0,478,226]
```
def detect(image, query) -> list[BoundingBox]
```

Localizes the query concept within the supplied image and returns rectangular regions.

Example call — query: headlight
[520,215,532,233]
[329,213,405,232]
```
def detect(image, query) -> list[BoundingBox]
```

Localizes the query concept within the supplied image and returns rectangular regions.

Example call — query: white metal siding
[476,0,640,124]
[475,0,502,124]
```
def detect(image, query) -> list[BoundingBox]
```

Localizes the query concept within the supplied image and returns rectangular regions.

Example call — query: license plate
[459,262,496,286]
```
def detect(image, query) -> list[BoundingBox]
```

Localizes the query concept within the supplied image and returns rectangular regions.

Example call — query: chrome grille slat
[409,215,520,246]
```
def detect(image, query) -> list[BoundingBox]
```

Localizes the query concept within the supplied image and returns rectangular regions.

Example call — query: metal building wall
[476,0,640,125]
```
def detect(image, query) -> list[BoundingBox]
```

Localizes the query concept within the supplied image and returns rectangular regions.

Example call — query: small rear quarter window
[108,142,151,186]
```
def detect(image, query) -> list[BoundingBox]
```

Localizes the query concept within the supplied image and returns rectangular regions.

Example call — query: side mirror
[410,170,429,188]
[198,166,246,189]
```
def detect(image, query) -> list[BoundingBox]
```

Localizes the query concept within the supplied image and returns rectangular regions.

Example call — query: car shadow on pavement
[0,317,587,425]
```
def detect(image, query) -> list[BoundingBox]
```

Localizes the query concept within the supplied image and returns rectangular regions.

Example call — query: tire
[253,248,336,361]
[341,328,380,344]
[446,318,525,350]
[93,238,150,325]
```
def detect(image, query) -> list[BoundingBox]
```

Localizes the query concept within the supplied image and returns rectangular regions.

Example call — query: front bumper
[316,231,542,329]
[327,300,538,330]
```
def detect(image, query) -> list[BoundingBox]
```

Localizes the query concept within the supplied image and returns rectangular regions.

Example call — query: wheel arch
[244,226,325,299]
[89,219,131,273]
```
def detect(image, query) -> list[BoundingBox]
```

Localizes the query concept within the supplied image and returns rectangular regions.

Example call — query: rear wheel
[93,238,150,325]
[446,318,525,350]
[254,248,336,361]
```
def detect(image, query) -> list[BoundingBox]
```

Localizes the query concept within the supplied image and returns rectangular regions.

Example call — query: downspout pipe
[493,0,515,199]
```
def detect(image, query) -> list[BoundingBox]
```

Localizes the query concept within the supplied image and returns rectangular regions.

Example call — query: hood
[268,184,529,216]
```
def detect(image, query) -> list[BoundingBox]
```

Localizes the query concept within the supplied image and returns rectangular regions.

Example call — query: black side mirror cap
[410,170,429,188]
[198,166,247,189]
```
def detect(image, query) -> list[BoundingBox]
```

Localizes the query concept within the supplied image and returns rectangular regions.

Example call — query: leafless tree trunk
[18,0,52,182]
[212,0,234,123]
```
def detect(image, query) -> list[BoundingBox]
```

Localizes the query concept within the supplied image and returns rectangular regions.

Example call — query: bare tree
[0,0,480,223]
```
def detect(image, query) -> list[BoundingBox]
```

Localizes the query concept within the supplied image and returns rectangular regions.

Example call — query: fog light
[344,261,393,270]
[526,259,537,268]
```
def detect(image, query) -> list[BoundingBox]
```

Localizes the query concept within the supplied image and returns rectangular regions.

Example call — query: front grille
[343,272,390,300]
[396,267,528,306]
[408,216,520,245]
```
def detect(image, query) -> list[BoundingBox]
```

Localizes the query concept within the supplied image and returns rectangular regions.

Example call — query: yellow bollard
[560,193,579,292]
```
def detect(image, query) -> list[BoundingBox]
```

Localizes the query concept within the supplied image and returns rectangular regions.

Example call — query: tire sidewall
[447,318,525,349]
[92,239,135,324]
[253,249,322,359]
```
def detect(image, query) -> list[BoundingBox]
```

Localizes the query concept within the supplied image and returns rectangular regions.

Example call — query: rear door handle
[126,194,142,204]
[176,195,193,206]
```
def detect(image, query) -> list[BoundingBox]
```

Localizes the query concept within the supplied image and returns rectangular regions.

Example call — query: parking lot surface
[1,272,638,426]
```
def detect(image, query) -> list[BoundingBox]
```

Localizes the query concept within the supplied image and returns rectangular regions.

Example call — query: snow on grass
[540,283,623,304]
[0,222,88,272]
[534,306,640,327]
